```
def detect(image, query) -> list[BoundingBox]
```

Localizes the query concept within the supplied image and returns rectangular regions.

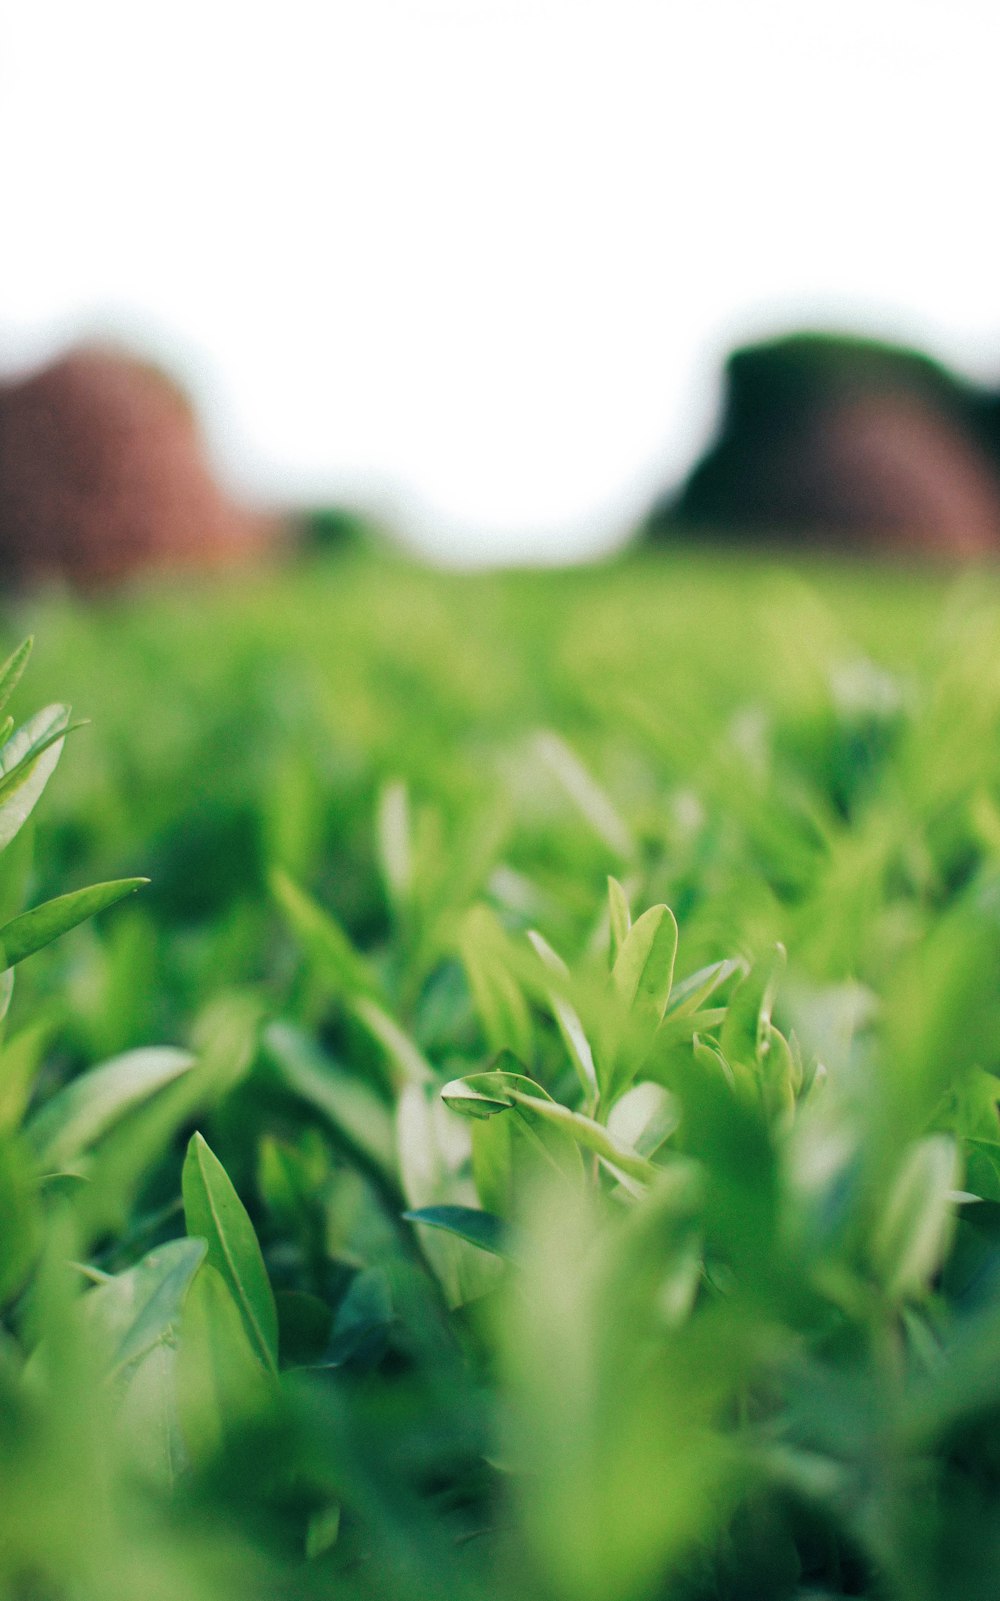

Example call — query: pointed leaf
[612,904,679,1021]
[403,1205,511,1259]
[0,878,147,970]
[665,958,743,1020]
[182,1131,279,1373]
[0,705,70,852]
[534,729,634,858]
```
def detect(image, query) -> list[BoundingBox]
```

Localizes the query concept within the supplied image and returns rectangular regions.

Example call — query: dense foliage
[3,548,1000,1601]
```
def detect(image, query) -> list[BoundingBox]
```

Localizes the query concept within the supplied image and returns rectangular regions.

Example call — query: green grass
[2,546,1000,1601]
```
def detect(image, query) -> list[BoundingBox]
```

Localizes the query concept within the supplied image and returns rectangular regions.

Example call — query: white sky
[2,0,999,563]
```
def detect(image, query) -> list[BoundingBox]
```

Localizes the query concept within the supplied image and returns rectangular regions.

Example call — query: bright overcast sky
[2,1,999,563]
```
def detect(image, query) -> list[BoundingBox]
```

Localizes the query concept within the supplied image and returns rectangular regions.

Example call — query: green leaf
[612,904,679,1021]
[720,944,786,1068]
[527,930,597,1096]
[0,717,87,806]
[178,1261,270,1465]
[534,729,634,858]
[306,1504,341,1561]
[352,994,435,1087]
[665,958,743,1020]
[182,1131,279,1374]
[443,1064,654,1183]
[403,1204,511,1258]
[27,1045,195,1167]
[84,1236,207,1380]
[81,1237,206,1485]
[607,877,631,960]
[376,779,412,913]
[0,638,33,718]
[441,1066,537,1119]
[262,1021,397,1183]
[460,905,533,1060]
[0,1019,54,1133]
[0,1136,40,1305]
[0,878,147,970]
[396,1081,502,1306]
[324,1268,394,1369]
[964,1138,1000,1202]
[872,1135,961,1302]
[271,867,377,999]
[0,705,71,853]
[607,1082,679,1160]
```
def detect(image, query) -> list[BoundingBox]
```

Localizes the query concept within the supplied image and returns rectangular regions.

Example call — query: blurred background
[2,0,1000,575]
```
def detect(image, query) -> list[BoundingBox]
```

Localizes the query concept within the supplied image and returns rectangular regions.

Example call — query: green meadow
[2,546,1000,1601]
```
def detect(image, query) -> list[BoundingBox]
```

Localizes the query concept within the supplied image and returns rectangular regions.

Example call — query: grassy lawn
[1,546,999,1601]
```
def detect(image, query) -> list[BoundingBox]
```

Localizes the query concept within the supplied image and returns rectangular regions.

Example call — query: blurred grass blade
[376,779,412,914]
[461,905,533,1061]
[262,1020,398,1182]
[27,1046,195,1167]
[607,877,631,961]
[534,729,634,859]
[270,867,377,998]
[872,1135,961,1302]
[527,930,597,1095]
[0,638,32,717]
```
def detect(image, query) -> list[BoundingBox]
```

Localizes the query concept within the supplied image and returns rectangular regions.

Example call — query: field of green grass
[3,546,1000,1601]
